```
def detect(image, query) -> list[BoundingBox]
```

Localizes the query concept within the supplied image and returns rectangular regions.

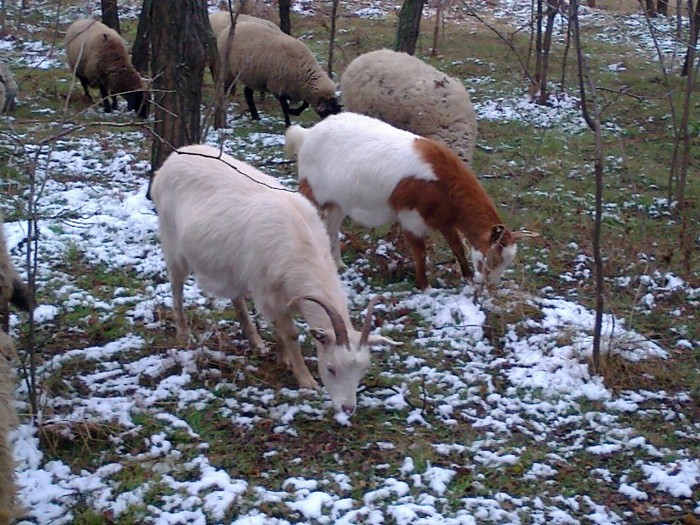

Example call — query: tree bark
[681,0,700,76]
[394,0,425,55]
[328,0,340,77]
[101,0,121,33]
[279,0,292,35]
[571,0,605,372]
[149,0,209,178]
[132,0,153,75]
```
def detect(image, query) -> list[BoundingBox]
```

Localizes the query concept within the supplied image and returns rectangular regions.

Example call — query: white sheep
[0,62,18,113]
[150,144,399,415]
[0,217,31,524]
[64,18,149,118]
[340,49,478,166]
[217,21,341,127]
[209,11,280,39]
[285,112,538,289]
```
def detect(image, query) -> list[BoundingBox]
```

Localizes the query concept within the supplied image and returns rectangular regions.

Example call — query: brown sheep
[65,18,149,118]
[0,217,31,524]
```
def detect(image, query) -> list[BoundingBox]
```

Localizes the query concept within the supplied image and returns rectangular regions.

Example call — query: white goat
[150,144,399,415]
[285,112,539,289]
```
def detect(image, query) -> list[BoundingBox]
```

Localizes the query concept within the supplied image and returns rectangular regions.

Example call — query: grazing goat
[285,112,538,289]
[150,144,399,415]
[0,217,32,524]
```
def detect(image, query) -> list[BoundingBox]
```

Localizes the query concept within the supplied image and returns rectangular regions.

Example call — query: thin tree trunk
[395,0,425,55]
[149,0,209,178]
[328,0,340,77]
[431,1,442,57]
[132,0,153,75]
[279,0,292,35]
[681,0,700,75]
[101,0,121,33]
[571,0,605,372]
[537,0,560,104]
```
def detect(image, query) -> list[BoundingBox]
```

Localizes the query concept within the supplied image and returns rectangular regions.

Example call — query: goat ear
[489,224,507,245]
[309,328,332,346]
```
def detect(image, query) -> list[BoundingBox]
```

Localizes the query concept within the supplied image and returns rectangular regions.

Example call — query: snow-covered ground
[1,0,698,523]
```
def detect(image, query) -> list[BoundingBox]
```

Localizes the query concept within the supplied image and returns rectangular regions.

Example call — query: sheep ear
[489,224,506,244]
[310,328,332,345]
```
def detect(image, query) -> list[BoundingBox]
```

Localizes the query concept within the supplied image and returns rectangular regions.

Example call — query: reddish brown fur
[388,138,514,287]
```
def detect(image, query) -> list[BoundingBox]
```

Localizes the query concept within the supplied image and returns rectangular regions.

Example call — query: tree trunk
[149,0,209,180]
[431,1,442,57]
[395,0,425,55]
[279,0,292,35]
[681,0,700,76]
[644,0,657,16]
[101,0,121,33]
[537,0,561,104]
[571,0,606,372]
[132,0,153,75]
[328,0,340,77]
[658,0,669,15]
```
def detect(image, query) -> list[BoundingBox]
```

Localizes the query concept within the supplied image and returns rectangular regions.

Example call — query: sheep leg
[77,75,93,100]
[232,296,267,355]
[322,204,347,269]
[405,232,429,290]
[440,227,474,280]
[273,315,319,390]
[285,100,309,116]
[243,86,260,121]
[97,82,112,113]
[167,262,191,341]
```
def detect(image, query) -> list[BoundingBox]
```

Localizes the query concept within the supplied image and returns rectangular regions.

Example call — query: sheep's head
[301,296,400,416]
[472,225,540,284]
[125,90,150,118]
[313,96,342,120]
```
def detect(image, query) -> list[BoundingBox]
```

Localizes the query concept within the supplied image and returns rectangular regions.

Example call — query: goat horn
[293,296,349,347]
[512,229,541,240]
[359,295,383,347]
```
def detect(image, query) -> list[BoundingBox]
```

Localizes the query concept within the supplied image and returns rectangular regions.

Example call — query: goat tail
[284,124,308,160]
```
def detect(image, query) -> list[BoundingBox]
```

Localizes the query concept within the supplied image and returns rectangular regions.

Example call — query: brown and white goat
[285,112,538,289]
[150,144,399,415]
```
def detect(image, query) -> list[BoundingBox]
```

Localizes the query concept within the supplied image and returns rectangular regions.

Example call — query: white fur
[151,144,395,415]
[286,113,436,228]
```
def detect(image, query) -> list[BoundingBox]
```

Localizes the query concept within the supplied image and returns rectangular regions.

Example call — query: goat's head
[300,296,400,416]
[472,225,540,284]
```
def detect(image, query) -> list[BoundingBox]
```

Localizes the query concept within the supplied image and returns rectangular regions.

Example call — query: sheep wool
[0,62,18,113]
[64,18,149,118]
[208,12,280,39]
[340,49,478,166]
[217,21,340,126]
[0,217,29,524]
